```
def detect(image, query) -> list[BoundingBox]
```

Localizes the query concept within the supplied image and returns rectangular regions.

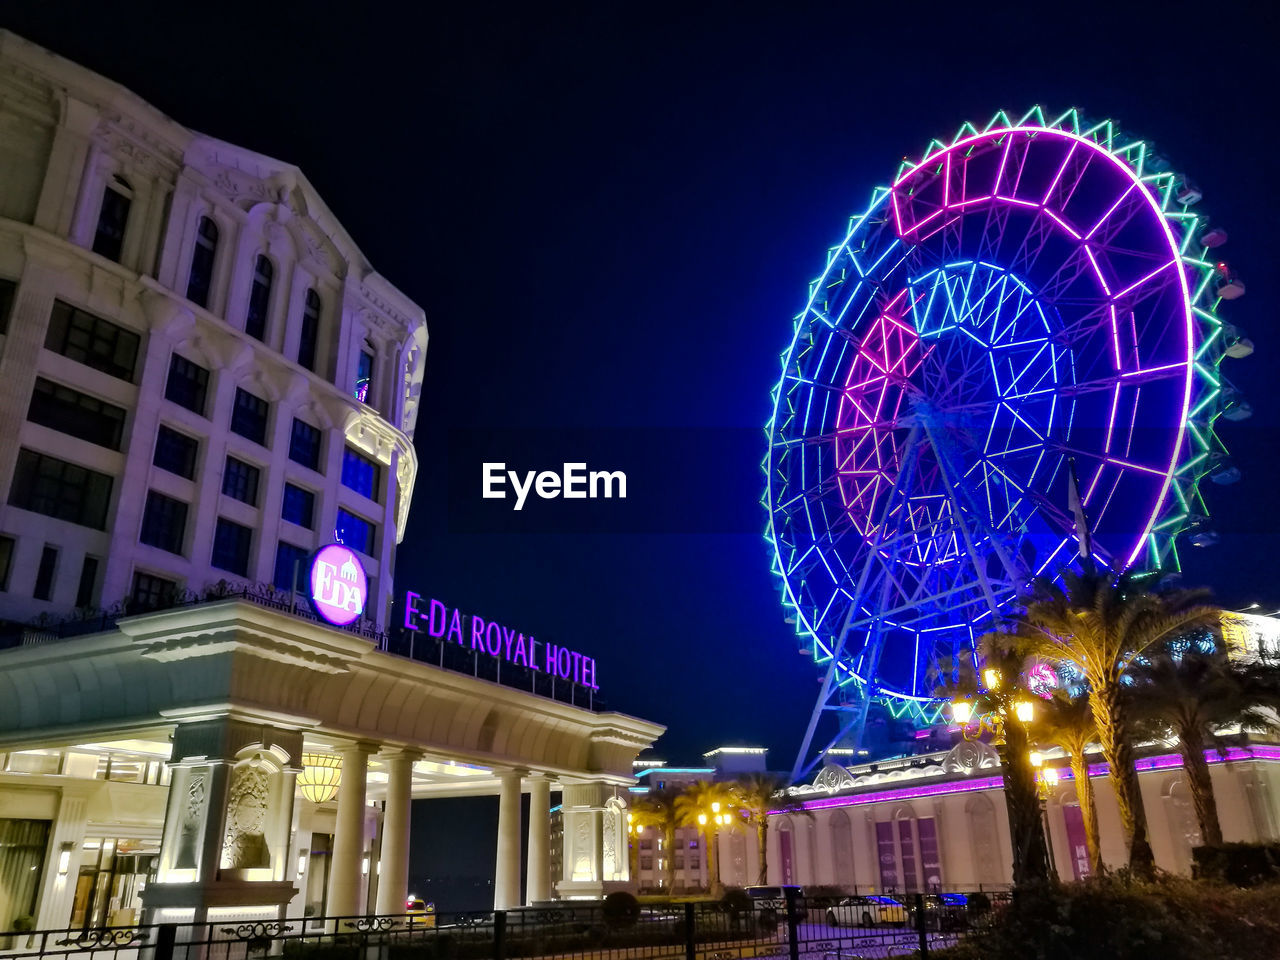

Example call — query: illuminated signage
[310,544,367,626]
[403,592,598,689]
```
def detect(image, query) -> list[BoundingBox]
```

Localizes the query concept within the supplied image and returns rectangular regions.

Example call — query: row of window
[7,443,379,558]
[0,534,99,607]
[637,859,701,871]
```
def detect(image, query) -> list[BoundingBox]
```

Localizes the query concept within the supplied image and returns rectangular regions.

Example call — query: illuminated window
[335,508,374,555]
[92,176,132,262]
[341,447,380,501]
[45,300,140,382]
[282,484,315,529]
[187,216,218,308]
[298,289,321,371]
[355,344,374,402]
[245,255,273,340]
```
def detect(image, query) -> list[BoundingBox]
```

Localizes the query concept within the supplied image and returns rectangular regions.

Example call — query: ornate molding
[344,408,418,543]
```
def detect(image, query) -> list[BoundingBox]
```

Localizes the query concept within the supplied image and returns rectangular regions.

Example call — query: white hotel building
[0,30,662,937]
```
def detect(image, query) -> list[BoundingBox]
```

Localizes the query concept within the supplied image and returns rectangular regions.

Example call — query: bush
[962,875,1280,960]
[720,888,752,916]
[1192,842,1280,887]
[601,892,640,929]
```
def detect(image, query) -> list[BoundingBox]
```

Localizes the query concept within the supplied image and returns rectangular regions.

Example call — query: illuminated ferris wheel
[763,108,1251,779]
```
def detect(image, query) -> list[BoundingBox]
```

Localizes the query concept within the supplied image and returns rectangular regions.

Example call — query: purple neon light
[787,746,1280,812]
[309,543,367,627]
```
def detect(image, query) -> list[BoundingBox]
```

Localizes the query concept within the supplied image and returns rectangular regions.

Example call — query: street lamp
[1029,752,1061,878]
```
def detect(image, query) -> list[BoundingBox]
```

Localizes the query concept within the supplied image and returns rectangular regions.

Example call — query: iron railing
[0,893,1011,960]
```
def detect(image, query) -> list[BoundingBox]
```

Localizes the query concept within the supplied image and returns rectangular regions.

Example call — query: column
[327,742,375,920]
[494,770,524,909]
[591,807,605,886]
[525,776,552,904]
[375,750,419,916]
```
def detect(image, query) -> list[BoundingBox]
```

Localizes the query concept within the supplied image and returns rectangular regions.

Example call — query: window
[689,858,700,870]
[0,277,16,335]
[355,345,374,402]
[341,447,380,501]
[27,377,127,450]
[639,839,652,850]
[92,177,132,262]
[9,449,113,530]
[335,508,374,555]
[282,483,315,529]
[76,556,99,608]
[298,289,321,371]
[274,541,309,592]
[131,571,176,612]
[245,255,273,340]
[0,535,13,590]
[187,216,218,308]
[289,419,322,471]
[222,456,260,506]
[211,517,252,576]
[153,425,199,479]
[45,300,140,382]
[640,858,653,871]
[165,354,210,415]
[230,388,269,445]
[32,545,58,601]
[139,490,188,554]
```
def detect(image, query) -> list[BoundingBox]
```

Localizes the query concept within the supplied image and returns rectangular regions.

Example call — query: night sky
[4,0,1277,843]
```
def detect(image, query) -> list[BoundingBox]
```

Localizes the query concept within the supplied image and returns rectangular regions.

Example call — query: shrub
[720,888,752,916]
[963,875,1280,960]
[601,892,640,929]
[1192,842,1280,887]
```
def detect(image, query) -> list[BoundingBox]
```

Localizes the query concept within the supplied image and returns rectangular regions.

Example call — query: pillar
[375,750,419,915]
[328,742,375,919]
[494,770,524,909]
[526,776,552,904]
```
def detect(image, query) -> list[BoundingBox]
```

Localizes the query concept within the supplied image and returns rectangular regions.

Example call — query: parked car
[909,893,969,931]
[825,895,907,927]
[405,897,436,928]
[743,885,808,920]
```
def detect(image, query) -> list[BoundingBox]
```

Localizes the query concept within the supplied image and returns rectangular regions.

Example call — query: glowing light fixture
[983,669,1001,691]
[297,853,307,877]
[1014,700,1035,723]
[299,753,342,803]
[952,701,973,724]
[1043,766,1061,787]
[57,842,74,875]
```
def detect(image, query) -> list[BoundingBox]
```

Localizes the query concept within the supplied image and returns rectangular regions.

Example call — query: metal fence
[0,893,1011,960]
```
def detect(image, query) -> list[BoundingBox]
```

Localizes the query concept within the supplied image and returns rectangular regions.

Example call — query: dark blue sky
[6,0,1276,770]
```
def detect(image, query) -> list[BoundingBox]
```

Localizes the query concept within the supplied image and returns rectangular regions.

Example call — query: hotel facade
[0,30,662,936]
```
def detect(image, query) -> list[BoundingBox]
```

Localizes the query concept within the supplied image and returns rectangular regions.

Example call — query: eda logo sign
[309,543,367,627]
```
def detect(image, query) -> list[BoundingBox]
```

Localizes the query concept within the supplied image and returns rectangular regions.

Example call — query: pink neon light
[1044,208,1081,240]
[1042,142,1076,203]
[886,125,1193,570]
[1083,245,1111,295]
[1113,260,1173,301]
[1085,182,1137,240]
[790,747,1280,811]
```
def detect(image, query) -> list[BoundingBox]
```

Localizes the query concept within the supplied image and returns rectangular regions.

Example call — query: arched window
[965,794,1001,885]
[245,255,273,341]
[355,341,375,403]
[186,216,218,308]
[775,816,795,886]
[298,289,321,371]
[92,175,132,262]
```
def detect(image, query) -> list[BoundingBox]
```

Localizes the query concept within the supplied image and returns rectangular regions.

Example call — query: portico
[0,597,663,929]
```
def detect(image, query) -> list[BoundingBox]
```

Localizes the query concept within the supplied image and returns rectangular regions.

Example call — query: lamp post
[626,813,644,888]
[952,670,1051,886]
[696,801,732,898]
[1029,753,1061,881]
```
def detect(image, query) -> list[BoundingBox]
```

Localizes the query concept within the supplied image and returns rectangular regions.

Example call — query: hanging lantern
[298,753,342,803]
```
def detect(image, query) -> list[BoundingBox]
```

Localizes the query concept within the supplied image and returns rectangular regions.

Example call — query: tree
[731,772,804,885]
[674,780,735,896]
[1030,690,1102,876]
[1126,639,1280,846]
[1012,566,1220,873]
[630,785,682,892]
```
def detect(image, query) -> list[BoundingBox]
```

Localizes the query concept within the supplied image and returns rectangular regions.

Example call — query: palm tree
[1126,640,1280,846]
[630,784,682,892]
[1012,566,1220,873]
[675,780,735,896]
[1030,690,1102,875]
[731,772,803,885]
